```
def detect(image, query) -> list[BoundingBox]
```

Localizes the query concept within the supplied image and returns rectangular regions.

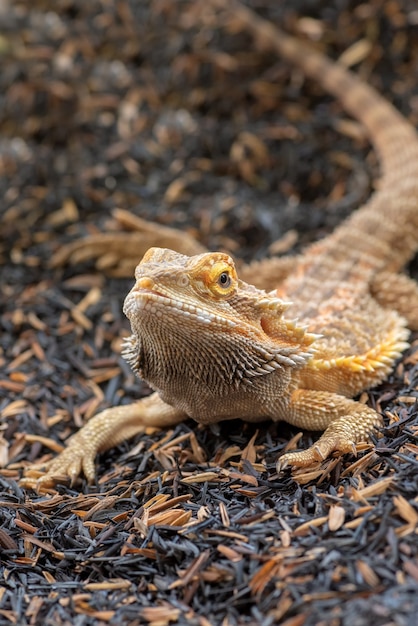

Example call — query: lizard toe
[277,448,322,471]
[20,447,96,489]
[277,434,357,471]
[43,448,96,486]
[20,468,68,492]
[79,455,97,485]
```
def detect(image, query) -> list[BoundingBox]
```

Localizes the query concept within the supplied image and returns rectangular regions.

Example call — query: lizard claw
[20,444,97,490]
[277,435,356,472]
[276,448,321,473]
[20,470,70,492]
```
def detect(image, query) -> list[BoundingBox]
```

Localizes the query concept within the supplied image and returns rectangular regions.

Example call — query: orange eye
[190,253,238,297]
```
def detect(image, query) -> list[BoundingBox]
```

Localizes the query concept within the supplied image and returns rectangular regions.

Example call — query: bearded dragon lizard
[21,1,418,488]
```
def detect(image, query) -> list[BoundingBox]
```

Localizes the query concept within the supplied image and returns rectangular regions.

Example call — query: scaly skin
[21,2,418,489]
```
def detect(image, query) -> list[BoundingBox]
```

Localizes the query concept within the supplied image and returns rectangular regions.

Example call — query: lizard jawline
[123,290,237,330]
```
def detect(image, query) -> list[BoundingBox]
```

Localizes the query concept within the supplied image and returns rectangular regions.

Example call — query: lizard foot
[20,437,98,490]
[277,435,356,471]
[19,396,187,490]
[278,391,382,472]
[51,211,205,276]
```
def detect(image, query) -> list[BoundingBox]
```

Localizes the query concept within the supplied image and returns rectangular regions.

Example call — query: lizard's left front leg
[278,389,382,469]
[20,393,187,489]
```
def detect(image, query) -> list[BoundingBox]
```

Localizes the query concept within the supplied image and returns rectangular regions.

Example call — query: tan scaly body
[22,1,418,488]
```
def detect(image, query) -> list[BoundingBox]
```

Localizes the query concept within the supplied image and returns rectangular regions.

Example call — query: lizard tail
[212,0,418,272]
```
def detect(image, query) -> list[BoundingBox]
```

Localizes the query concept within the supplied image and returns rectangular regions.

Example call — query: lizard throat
[122,291,313,397]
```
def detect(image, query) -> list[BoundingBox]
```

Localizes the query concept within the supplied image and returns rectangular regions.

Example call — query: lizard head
[122,247,316,394]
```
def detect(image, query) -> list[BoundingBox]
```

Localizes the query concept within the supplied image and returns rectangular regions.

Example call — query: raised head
[122,248,315,415]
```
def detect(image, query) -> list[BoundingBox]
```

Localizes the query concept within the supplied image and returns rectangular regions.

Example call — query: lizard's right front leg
[20,393,186,489]
[277,389,383,469]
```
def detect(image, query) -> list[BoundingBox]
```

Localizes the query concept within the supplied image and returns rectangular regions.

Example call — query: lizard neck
[122,330,295,422]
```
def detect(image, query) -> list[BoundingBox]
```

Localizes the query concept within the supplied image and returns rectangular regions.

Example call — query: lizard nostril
[136,277,155,290]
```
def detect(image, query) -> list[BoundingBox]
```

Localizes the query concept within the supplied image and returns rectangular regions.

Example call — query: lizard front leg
[21,393,186,489]
[278,389,382,469]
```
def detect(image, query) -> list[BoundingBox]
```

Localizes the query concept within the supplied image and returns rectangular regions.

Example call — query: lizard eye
[217,271,231,288]
[196,254,237,298]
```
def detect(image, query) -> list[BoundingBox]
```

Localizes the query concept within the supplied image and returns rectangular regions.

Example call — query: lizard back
[222,3,418,390]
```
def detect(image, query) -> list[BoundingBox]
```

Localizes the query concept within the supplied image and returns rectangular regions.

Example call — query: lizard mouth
[123,288,167,317]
